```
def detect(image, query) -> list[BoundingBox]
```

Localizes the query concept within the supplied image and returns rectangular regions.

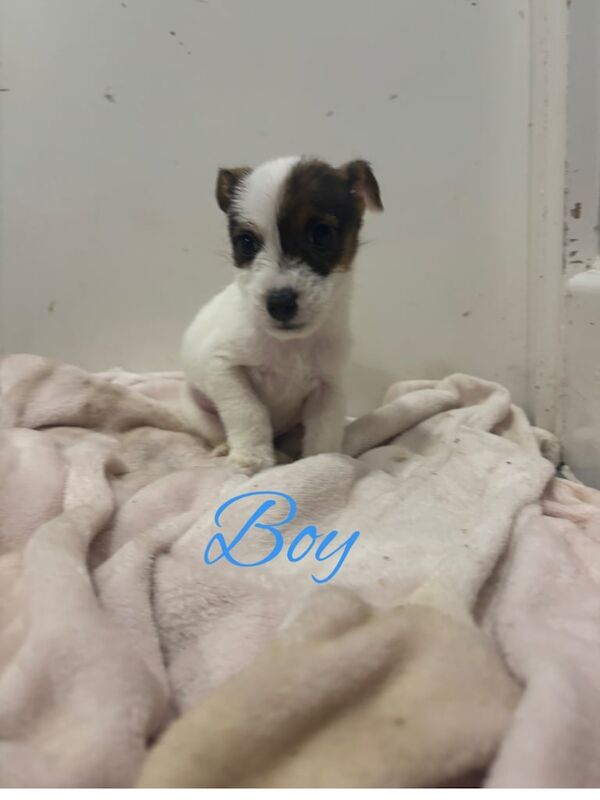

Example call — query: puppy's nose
[266,288,298,322]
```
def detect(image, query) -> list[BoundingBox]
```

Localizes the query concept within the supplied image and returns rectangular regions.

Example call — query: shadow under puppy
[181,155,383,475]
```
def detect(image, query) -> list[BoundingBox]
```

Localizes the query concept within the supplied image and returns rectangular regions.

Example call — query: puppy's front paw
[228,447,275,475]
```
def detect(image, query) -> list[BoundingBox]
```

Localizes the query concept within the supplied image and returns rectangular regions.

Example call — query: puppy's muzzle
[266,288,298,323]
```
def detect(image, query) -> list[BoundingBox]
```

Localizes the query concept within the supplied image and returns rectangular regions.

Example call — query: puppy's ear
[340,160,383,212]
[215,167,252,213]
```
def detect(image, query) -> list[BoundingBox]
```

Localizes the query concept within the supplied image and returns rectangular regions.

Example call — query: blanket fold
[483,479,600,787]
[138,588,519,788]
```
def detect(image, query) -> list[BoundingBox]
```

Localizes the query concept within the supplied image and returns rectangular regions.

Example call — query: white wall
[1,0,531,416]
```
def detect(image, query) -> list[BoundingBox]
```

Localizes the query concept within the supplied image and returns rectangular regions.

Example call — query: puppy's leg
[302,382,345,457]
[205,362,275,475]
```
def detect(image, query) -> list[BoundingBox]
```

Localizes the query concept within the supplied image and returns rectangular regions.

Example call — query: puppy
[180,155,383,475]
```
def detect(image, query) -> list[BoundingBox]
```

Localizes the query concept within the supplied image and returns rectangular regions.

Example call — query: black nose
[266,288,298,323]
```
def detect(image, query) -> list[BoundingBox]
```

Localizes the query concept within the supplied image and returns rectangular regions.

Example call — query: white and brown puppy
[181,155,383,475]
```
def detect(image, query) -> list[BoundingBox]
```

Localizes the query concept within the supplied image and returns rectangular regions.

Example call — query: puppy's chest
[247,346,322,429]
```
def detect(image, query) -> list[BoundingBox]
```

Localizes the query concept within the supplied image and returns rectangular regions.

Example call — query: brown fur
[276,159,381,275]
[215,167,252,213]
[342,159,383,213]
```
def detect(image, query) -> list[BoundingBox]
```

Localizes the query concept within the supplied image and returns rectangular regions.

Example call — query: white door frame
[526,0,569,434]
[532,0,600,486]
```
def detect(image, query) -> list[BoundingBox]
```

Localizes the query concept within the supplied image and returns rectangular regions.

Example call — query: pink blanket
[483,479,600,788]
[1,353,599,787]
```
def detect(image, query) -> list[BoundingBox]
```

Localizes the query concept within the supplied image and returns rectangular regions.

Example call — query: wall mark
[570,202,582,219]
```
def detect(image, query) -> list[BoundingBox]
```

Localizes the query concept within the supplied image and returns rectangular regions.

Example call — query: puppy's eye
[235,232,260,260]
[308,222,337,251]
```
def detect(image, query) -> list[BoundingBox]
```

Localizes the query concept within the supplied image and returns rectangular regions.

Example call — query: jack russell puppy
[180,155,383,475]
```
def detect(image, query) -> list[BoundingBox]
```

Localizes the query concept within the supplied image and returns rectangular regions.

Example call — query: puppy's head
[216,156,382,339]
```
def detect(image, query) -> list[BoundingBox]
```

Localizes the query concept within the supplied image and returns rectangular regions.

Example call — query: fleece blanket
[0,353,595,787]
[482,478,600,788]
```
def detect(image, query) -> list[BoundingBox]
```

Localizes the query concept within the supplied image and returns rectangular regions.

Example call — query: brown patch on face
[215,166,252,213]
[277,158,382,275]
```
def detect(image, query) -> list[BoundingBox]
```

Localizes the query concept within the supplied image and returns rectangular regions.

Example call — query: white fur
[181,156,353,475]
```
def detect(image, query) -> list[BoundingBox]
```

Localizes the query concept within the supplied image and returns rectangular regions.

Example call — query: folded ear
[341,159,383,212]
[215,166,252,213]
